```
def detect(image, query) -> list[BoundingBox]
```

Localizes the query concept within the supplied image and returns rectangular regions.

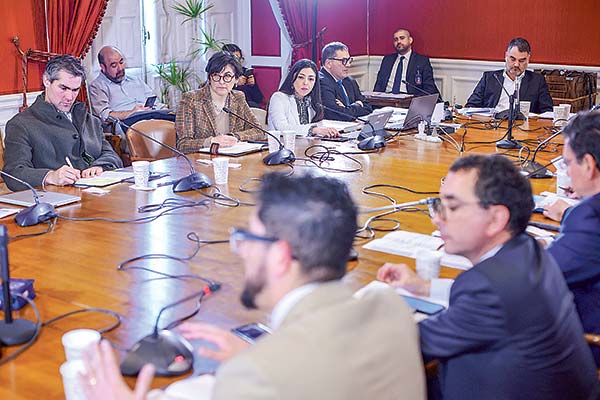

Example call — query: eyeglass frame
[210,72,236,83]
[229,227,278,254]
[427,197,484,220]
[328,57,354,66]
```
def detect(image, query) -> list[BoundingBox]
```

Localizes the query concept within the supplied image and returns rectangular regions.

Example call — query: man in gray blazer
[3,55,122,191]
[83,173,426,400]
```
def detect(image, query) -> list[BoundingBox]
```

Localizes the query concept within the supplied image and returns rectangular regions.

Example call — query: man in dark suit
[542,111,600,367]
[466,37,554,114]
[373,28,439,96]
[319,42,372,121]
[378,154,598,400]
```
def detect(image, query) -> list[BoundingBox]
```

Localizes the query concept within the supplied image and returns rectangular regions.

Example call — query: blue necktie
[337,80,351,106]
[391,56,405,94]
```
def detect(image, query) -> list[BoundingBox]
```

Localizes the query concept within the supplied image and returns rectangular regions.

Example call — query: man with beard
[88,46,174,128]
[466,37,553,113]
[373,28,439,96]
[81,173,426,400]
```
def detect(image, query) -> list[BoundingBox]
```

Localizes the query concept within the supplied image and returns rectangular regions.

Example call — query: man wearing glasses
[83,173,426,399]
[377,154,597,400]
[319,41,372,121]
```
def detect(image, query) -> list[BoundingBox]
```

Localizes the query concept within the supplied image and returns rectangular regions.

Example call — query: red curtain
[277,0,324,65]
[46,0,109,58]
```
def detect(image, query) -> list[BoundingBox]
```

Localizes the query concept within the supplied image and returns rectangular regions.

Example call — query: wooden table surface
[0,117,562,399]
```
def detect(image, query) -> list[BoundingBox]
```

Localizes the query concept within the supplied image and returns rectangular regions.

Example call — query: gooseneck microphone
[321,105,385,151]
[0,225,37,345]
[359,197,435,214]
[221,107,295,165]
[492,73,521,149]
[107,116,211,192]
[0,171,56,227]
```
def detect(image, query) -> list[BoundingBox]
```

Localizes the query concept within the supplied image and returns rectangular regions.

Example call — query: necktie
[337,80,351,106]
[391,56,405,94]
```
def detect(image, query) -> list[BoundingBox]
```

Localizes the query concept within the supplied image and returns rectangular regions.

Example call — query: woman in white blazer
[268,59,338,137]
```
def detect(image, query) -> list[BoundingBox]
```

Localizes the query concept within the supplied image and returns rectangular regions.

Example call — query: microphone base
[0,318,37,346]
[172,173,212,192]
[496,139,522,149]
[522,161,554,179]
[263,149,295,165]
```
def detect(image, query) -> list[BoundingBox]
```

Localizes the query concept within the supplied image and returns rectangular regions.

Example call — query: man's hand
[81,340,155,400]
[354,100,364,107]
[335,99,346,108]
[313,127,340,138]
[45,165,81,186]
[81,167,103,178]
[376,263,431,297]
[543,199,571,222]
[237,76,248,86]
[210,135,238,148]
[131,104,150,113]
[179,322,250,363]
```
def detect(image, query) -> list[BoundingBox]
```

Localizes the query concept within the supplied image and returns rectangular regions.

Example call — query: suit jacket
[3,95,122,191]
[548,192,600,366]
[267,91,317,135]
[419,234,597,400]
[175,84,265,153]
[465,69,554,113]
[373,51,439,96]
[211,282,425,399]
[319,68,372,121]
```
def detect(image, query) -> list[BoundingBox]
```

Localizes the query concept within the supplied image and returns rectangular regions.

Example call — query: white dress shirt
[496,71,523,112]
[386,50,412,93]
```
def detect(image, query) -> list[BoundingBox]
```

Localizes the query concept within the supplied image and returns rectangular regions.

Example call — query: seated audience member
[465,38,554,114]
[373,28,439,96]
[319,42,372,121]
[542,111,600,366]
[82,173,426,400]
[3,55,122,191]
[88,46,174,126]
[377,154,598,400]
[175,51,265,153]
[268,59,338,137]
[222,43,264,108]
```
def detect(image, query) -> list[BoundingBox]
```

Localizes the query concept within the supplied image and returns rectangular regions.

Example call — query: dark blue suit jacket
[465,69,554,113]
[373,51,439,96]
[319,68,372,121]
[548,192,600,366]
[419,234,597,400]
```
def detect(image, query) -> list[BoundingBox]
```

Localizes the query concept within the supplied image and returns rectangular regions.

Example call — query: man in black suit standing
[373,29,439,96]
[378,154,598,400]
[319,42,372,121]
[466,37,554,113]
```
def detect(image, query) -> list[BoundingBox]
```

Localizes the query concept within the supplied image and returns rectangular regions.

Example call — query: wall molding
[0,91,42,140]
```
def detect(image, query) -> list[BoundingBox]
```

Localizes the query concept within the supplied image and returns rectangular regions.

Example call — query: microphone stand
[321,105,386,150]
[108,116,212,192]
[222,107,295,165]
[493,74,522,149]
[0,225,37,345]
[359,197,435,214]
[0,171,56,227]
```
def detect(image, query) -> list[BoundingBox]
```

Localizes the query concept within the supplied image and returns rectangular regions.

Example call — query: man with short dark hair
[542,111,600,366]
[319,42,372,121]
[466,38,553,113]
[378,154,597,400]
[3,55,122,191]
[373,28,439,96]
[222,43,264,108]
[83,173,426,400]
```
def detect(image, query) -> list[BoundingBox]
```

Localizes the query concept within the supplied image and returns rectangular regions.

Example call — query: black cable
[296,144,364,173]
[8,218,56,241]
[0,294,41,365]
[43,307,123,334]
[194,185,253,207]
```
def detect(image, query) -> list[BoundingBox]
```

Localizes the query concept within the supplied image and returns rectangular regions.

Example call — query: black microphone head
[222,106,230,113]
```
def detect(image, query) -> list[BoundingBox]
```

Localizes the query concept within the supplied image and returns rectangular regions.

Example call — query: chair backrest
[126,119,176,162]
[250,107,268,130]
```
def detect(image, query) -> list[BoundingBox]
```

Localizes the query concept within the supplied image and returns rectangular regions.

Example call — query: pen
[558,186,573,193]
[65,157,74,168]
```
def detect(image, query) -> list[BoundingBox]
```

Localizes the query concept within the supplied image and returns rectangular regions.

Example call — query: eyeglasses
[328,57,353,66]
[427,197,483,220]
[229,227,278,254]
[210,73,236,83]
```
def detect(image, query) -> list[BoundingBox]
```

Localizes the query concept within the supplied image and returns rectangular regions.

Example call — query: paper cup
[559,103,572,116]
[212,157,229,185]
[553,106,568,125]
[131,160,150,188]
[62,329,101,362]
[60,360,87,400]
[282,130,296,152]
[519,101,531,119]
[415,249,442,280]
[267,131,281,153]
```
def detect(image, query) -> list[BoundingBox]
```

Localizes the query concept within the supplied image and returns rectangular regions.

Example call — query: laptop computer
[386,94,439,131]
[0,190,81,207]
[341,110,394,139]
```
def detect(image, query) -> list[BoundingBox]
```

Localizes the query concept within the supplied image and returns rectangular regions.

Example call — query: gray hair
[44,55,86,83]
[507,37,531,54]
[321,42,348,63]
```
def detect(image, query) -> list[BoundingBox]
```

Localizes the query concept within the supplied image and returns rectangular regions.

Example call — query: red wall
[317,0,368,57]
[369,0,600,66]
[0,1,47,95]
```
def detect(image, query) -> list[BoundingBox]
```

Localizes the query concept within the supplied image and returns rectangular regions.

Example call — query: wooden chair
[250,107,268,130]
[125,119,176,162]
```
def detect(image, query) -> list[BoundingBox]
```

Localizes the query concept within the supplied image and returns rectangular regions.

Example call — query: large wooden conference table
[1,117,562,399]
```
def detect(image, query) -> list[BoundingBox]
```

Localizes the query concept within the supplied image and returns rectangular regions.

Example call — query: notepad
[198,142,265,156]
[73,171,135,187]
